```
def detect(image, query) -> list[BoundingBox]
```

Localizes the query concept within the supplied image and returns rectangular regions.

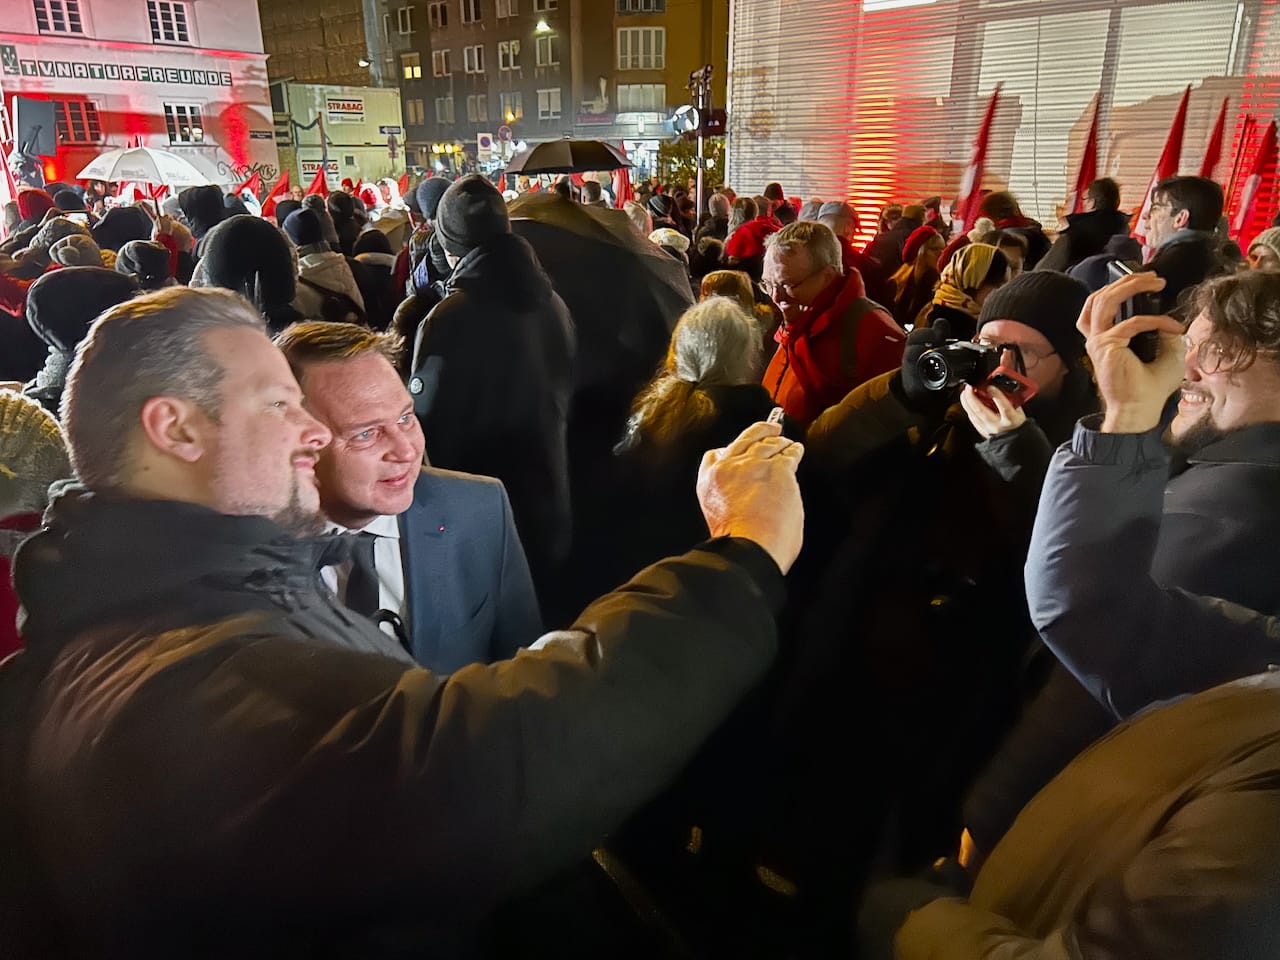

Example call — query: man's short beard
[1165,416,1227,457]
[271,481,325,537]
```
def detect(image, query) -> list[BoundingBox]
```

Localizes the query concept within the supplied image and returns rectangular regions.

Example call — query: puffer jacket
[1,485,784,958]
[294,245,366,321]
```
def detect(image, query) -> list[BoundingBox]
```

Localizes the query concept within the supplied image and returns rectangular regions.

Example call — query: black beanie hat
[199,215,297,310]
[26,266,139,353]
[52,189,86,212]
[272,198,302,226]
[353,229,393,256]
[178,184,226,236]
[435,174,510,257]
[416,177,450,220]
[977,270,1091,367]
[647,194,673,219]
[327,191,355,221]
[283,208,324,247]
[116,239,173,290]
[90,205,152,252]
[223,192,250,217]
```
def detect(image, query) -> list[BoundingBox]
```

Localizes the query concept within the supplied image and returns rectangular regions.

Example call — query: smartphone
[976,364,1038,412]
[64,211,90,226]
[1105,260,1160,363]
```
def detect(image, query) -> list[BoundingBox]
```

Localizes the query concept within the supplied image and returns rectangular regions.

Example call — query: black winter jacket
[1,486,784,958]
[1034,209,1132,274]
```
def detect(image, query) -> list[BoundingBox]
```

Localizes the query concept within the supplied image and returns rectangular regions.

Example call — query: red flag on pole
[1133,84,1191,248]
[261,170,291,219]
[612,141,634,209]
[1232,119,1278,241]
[1200,97,1230,181]
[232,170,262,200]
[304,165,329,198]
[954,84,1002,235]
[398,172,409,197]
[1066,92,1102,215]
[1226,114,1257,208]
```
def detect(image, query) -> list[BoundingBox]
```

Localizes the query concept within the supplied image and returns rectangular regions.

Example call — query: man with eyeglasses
[1142,175,1232,313]
[761,220,905,424]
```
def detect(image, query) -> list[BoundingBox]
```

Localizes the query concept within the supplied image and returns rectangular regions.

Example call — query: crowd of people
[1,163,1279,959]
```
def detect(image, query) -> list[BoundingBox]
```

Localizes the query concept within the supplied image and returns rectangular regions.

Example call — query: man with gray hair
[0,285,807,955]
[820,199,890,303]
[695,190,732,242]
[762,220,905,423]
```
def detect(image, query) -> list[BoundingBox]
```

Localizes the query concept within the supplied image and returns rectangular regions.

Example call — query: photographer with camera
[752,271,1097,932]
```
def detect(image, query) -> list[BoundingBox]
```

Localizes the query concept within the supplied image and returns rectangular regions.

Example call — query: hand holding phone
[1105,260,1161,362]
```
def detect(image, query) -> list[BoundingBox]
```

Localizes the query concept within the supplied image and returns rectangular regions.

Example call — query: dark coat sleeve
[1026,416,1280,719]
[489,478,543,661]
[805,370,923,474]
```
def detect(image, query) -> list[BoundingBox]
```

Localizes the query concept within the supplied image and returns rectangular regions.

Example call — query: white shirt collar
[324,512,401,540]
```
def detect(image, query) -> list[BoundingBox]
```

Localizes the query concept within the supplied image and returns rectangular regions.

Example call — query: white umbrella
[75,146,209,186]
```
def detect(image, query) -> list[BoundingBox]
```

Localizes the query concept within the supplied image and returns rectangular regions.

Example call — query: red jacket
[763,269,906,425]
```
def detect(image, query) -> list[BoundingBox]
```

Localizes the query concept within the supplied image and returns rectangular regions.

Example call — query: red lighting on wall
[42,159,59,183]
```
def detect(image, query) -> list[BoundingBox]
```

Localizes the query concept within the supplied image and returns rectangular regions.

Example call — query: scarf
[932,242,1000,318]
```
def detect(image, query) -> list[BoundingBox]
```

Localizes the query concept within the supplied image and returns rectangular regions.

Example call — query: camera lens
[918,351,951,391]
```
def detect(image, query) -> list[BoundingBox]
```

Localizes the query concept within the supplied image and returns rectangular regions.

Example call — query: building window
[617,83,666,112]
[617,0,664,9]
[406,98,426,125]
[163,103,204,144]
[467,94,489,122]
[432,49,452,76]
[33,0,83,34]
[498,40,520,71]
[496,0,517,16]
[435,96,455,124]
[382,12,391,41]
[54,100,101,144]
[396,5,414,34]
[537,88,561,121]
[535,33,559,67]
[427,1,447,28]
[499,90,522,122]
[463,44,484,73]
[460,0,480,24]
[401,52,422,79]
[617,27,665,70]
[533,0,556,10]
[147,0,191,43]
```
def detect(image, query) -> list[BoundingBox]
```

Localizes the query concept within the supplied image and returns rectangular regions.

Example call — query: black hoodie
[409,232,575,588]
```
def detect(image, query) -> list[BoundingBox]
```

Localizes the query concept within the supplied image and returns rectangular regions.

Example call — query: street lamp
[357,58,371,67]
[534,19,551,32]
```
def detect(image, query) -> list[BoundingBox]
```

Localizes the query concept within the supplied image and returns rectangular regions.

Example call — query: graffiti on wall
[217,160,280,183]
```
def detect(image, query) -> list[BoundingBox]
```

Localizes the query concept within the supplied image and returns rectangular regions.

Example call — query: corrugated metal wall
[726,0,1279,241]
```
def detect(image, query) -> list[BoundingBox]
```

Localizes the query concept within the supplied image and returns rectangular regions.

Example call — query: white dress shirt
[320,513,407,637]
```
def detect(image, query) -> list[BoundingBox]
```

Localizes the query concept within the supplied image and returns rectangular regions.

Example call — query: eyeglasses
[1185,334,1229,374]
[976,338,1057,372]
[762,268,824,300]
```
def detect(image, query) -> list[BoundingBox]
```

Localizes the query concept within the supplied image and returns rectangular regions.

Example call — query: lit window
[499,91,523,122]
[147,0,190,43]
[55,100,101,144]
[535,34,559,67]
[432,49,452,76]
[617,27,665,70]
[537,87,561,121]
[396,6,413,34]
[428,1,447,28]
[164,103,204,144]
[33,0,83,34]
[435,96,455,124]
[401,52,422,79]
[617,83,665,112]
[498,40,520,71]
[460,0,480,24]
[463,44,485,73]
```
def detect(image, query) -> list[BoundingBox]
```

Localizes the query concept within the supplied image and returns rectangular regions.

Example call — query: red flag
[612,142,634,209]
[398,172,409,196]
[1066,93,1101,215]
[304,165,329,198]
[1232,119,1278,241]
[261,170,291,219]
[232,170,262,199]
[1200,96,1230,181]
[954,84,1002,234]
[1226,115,1257,208]
[1133,84,1191,246]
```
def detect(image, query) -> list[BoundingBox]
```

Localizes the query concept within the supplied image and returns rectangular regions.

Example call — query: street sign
[497,125,512,142]
[477,132,494,162]
[379,125,403,135]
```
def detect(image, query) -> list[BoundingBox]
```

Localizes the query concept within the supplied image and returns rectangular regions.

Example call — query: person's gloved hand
[894,317,953,412]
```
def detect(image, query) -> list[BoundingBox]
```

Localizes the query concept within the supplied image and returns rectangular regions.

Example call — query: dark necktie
[345,531,380,618]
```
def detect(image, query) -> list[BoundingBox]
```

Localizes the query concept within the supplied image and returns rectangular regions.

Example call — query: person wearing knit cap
[0,389,73,659]
[416,177,451,224]
[887,225,943,328]
[52,189,87,213]
[302,194,342,250]
[24,266,139,415]
[1247,227,1280,270]
[649,226,690,256]
[282,208,366,323]
[15,189,55,230]
[177,184,226,241]
[91,205,153,253]
[192,215,302,334]
[49,233,105,268]
[8,216,91,278]
[272,198,302,228]
[915,241,1010,340]
[866,202,925,275]
[116,240,175,291]
[326,190,362,256]
[408,173,574,595]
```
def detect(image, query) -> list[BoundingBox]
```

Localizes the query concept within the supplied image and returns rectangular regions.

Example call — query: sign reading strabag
[326,98,365,124]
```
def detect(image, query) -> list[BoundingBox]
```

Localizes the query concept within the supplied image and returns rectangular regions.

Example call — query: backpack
[298,276,367,325]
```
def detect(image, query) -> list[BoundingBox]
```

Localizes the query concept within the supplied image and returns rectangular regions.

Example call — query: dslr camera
[916,340,1002,392]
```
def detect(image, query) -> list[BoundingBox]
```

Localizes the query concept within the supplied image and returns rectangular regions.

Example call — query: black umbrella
[503,139,633,175]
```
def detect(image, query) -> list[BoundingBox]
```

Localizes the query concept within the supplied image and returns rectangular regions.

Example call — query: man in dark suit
[276,320,542,672]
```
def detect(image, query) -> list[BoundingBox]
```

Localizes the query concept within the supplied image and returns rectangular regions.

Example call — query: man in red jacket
[762,221,906,424]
